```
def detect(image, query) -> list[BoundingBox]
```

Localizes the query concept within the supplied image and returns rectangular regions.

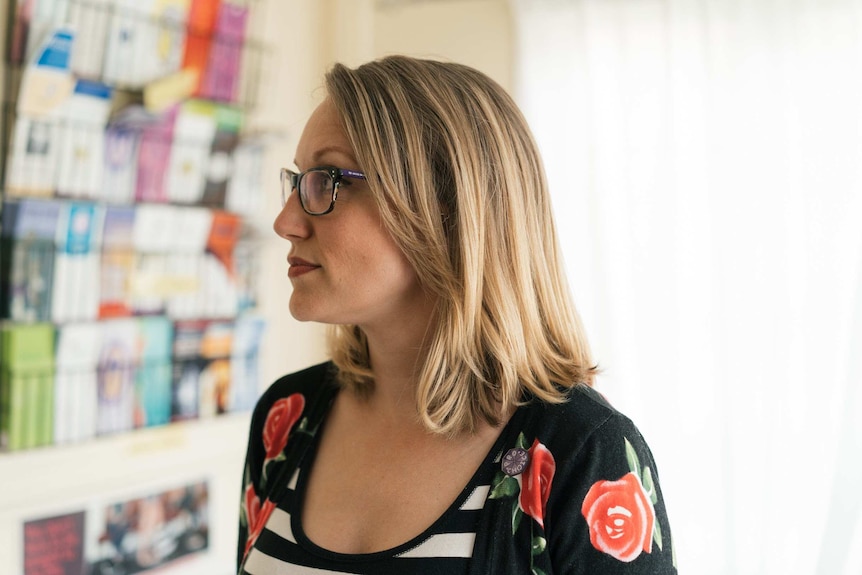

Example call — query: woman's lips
[288,257,320,278]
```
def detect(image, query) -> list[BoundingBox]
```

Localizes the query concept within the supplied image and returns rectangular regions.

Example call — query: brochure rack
[0,1,270,573]
[0,0,269,450]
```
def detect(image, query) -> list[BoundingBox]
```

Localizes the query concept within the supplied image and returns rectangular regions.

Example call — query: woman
[238,56,676,574]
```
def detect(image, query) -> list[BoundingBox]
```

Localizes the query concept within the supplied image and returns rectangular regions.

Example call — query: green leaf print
[512,505,523,533]
[516,432,530,450]
[531,535,547,556]
[653,516,664,551]
[624,437,641,476]
[300,415,323,436]
[642,465,658,505]
[532,568,548,575]
[489,472,520,499]
[262,454,285,487]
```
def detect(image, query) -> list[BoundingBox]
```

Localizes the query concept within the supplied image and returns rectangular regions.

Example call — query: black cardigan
[237,362,677,574]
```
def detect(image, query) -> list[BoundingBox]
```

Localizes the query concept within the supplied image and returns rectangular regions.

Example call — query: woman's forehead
[295,99,357,168]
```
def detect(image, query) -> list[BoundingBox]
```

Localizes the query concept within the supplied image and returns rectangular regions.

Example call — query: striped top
[241,434,500,575]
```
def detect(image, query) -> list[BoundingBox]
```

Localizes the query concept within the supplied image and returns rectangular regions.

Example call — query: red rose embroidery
[519,439,556,528]
[581,471,656,562]
[244,483,277,557]
[263,394,305,461]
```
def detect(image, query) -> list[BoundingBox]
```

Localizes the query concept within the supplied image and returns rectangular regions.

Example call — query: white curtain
[511,1,862,573]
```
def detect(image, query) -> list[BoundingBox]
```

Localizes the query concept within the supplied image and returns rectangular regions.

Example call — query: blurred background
[2,0,861,574]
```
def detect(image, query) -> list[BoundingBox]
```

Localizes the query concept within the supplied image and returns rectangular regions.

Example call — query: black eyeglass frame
[280,166,367,216]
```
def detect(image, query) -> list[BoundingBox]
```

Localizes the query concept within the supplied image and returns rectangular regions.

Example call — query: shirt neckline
[290,399,528,563]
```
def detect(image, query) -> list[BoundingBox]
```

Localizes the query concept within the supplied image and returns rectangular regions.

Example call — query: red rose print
[581,471,656,562]
[519,439,556,528]
[263,394,305,461]
[244,483,277,557]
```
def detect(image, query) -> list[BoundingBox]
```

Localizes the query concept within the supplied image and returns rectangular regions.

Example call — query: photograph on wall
[86,480,210,575]
[22,479,209,575]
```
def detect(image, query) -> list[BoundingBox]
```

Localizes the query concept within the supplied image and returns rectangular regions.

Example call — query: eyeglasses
[280,166,367,216]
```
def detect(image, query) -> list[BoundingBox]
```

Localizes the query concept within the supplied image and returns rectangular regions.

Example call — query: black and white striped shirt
[242,438,499,574]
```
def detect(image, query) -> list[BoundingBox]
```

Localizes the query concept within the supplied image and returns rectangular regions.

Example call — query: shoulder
[515,386,677,571]
[250,361,337,425]
[257,361,336,408]
[244,361,338,471]
[521,384,635,453]
[518,384,660,491]
[241,362,339,512]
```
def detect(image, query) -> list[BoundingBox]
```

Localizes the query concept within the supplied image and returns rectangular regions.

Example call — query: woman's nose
[273,188,310,240]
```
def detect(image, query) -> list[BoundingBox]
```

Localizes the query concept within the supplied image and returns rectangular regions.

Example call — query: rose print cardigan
[238,362,678,574]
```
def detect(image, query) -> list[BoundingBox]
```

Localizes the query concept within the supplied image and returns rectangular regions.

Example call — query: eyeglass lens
[300,170,334,214]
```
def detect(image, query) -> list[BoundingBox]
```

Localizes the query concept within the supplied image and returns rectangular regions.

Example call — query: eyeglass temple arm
[340,168,366,180]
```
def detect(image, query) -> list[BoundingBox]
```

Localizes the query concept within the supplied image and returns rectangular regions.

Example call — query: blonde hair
[324,56,597,436]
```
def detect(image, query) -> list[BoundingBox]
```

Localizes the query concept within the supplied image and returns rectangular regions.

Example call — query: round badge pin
[501,447,530,476]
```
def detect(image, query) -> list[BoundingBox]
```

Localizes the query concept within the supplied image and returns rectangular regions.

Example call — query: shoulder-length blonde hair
[325,55,597,436]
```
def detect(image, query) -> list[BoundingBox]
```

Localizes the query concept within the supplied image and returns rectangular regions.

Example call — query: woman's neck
[358,298,437,425]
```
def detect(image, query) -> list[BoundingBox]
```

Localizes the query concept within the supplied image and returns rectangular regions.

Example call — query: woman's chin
[288,298,314,322]
[289,297,331,324]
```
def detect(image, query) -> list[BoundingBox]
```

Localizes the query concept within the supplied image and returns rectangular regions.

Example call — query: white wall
[373,0,513,90]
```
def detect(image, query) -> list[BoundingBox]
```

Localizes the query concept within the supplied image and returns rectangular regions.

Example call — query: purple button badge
[501,447,530,476]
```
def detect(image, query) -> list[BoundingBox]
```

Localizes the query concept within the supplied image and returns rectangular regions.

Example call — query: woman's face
[273,98,426,329]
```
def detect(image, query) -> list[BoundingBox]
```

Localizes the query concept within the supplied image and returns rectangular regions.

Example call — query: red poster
[23,511,86,575]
